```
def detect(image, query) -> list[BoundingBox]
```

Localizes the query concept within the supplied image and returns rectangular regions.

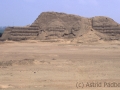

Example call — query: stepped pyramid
[1,12,120,41]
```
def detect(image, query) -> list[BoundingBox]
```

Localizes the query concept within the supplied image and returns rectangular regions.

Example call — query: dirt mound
[1,12,120,41]
[73,29,110,43]
[0,59,35,66]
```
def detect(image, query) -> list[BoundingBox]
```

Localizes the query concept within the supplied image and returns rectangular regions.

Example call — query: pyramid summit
[1,12,120,41]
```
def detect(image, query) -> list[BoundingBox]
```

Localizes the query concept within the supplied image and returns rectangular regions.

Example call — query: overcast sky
[0,0,120,26]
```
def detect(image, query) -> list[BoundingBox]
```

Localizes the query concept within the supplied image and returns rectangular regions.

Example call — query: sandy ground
[0,40,120,90]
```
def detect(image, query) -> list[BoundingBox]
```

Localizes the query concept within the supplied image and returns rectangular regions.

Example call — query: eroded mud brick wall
[1,12,120,40]
[32,12,91,39]
[2,26,39,40]
[92,16,120,39]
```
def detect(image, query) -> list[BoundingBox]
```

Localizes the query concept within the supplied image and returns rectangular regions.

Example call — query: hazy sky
[0,0,120,26]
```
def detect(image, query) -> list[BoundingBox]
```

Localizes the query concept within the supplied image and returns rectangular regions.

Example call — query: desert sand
[0,40,120,90]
